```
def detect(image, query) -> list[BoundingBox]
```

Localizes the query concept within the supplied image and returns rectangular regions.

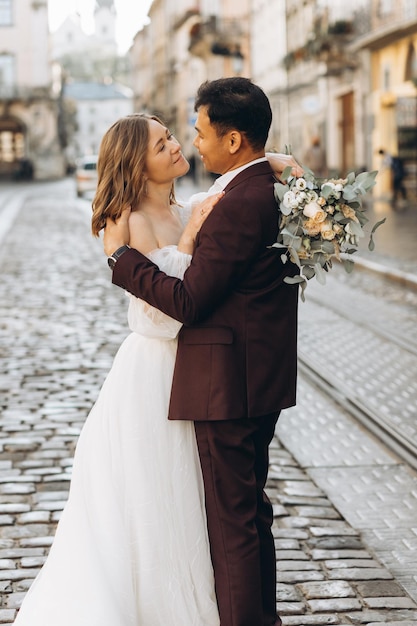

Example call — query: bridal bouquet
[273,166,385,300]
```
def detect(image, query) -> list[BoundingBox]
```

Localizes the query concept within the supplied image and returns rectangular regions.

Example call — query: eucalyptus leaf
[288,245,301,268]
[281,166,293,182]
[279,204,293,216]
[302,265,316,279]
[343,259,355,273]
[347,220,364,238]
[282,230,302,250]
[281,254,288,264]
[342,185,357,202]
[356,211,369,226]
[299,279,307,302]
[355,170,378,191]
[321,241,335,254]
[368,217,386,251]
[301,165,315,178]
[320,184,333,199]
[274,182,288,202]
[286,221,303,236]
[310,240,324,250]
[312,252,327,266]
[314,263,327,285]
[284,274,306,284]
[353,182,367,196]
[284,274,307,302]
[370,217,386,234]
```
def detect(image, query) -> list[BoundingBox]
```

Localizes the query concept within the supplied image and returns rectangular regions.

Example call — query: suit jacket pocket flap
[181,326,233,345]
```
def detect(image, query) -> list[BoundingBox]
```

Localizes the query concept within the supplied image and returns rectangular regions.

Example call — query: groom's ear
[228,131,242,154]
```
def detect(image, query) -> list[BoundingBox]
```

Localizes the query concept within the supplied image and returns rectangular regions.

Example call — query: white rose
[321,220,336,240]
[303,201,323,219]
[295,178,307,191]
[305,190,318,202]
[283,190,299,209]
[322,182,341,200]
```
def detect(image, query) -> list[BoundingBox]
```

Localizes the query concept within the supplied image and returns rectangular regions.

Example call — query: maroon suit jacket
[113,161,299,421]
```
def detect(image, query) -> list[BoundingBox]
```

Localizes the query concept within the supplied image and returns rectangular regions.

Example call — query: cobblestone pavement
[1,180,417,625]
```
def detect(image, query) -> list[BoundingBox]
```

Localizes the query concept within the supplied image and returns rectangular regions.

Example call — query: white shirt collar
[207,157,268,193]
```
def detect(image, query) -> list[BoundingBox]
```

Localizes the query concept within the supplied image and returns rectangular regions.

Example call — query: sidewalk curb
[0,191,27,245]
[352,255,417,291]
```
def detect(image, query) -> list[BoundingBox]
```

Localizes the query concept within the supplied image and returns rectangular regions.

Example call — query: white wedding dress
[14,236,220,625]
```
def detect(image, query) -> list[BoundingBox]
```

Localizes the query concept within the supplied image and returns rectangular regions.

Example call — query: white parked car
[75,155,98,197]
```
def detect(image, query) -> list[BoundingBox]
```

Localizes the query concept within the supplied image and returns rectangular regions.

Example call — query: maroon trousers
[194,413,281,626]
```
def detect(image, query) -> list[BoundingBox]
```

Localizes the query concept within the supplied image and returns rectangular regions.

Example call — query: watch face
[107,256,116,269]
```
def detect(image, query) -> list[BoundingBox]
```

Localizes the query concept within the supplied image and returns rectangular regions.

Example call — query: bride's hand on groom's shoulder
[191,191,224,229]
[266,152,303,180]
[178,191,224,254]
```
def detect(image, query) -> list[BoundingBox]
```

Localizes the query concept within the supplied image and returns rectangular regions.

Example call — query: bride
[14,113,300,625]
[14,114,222,626]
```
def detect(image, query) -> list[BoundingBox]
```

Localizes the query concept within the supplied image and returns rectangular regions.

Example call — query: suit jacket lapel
[223,161,275,194]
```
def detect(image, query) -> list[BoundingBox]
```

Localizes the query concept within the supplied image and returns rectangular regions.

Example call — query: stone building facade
[0,0,65,180]
[129,0,417,199]
[130,0,251,175]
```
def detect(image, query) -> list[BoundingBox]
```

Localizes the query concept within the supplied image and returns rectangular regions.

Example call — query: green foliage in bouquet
[273,166,386,301]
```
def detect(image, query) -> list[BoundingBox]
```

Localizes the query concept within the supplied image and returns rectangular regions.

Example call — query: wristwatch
[107,245,131,269]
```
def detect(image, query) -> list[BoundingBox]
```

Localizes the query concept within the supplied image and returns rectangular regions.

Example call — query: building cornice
[350,18,417,52]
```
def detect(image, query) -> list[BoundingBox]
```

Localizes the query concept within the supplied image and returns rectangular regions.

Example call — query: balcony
[188,15,243,61]
[284,18,359,75]
[172,7,200,31]
[0,85,52,103]
[351,16,417,52]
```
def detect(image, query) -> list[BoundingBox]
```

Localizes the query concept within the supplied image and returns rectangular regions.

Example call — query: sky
[48,0,153,54]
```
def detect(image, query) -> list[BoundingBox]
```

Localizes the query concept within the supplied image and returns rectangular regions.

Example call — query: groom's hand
[103,206,131,256]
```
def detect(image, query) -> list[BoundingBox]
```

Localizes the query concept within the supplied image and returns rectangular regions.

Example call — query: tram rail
[298,267,417,472]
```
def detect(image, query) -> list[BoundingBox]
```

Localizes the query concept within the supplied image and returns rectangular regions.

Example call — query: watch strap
[108,245,131,269]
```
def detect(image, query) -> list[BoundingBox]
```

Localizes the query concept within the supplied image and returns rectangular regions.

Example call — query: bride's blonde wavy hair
[91,113,176,236]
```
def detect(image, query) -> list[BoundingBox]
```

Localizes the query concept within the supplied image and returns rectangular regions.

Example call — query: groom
[104,77,299,626]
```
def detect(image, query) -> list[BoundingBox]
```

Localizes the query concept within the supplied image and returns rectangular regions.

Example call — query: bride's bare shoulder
[128,209,158,255]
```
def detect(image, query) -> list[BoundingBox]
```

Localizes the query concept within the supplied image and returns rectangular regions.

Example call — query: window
[405,44,417,84]
[0,130,24,162]
[404,0,417,20]
[379,0,393,16]
[0,54,14,86]
[201,0,220,15]
[383,66,390,91]
[0,0,12,26]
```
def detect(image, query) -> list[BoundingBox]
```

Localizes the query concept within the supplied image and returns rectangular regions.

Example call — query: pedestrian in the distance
[303,135,327,177]
[378,148,407,210]
[391,154,407,210]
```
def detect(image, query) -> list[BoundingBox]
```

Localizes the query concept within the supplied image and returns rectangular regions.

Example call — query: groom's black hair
[194,77,272,151]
